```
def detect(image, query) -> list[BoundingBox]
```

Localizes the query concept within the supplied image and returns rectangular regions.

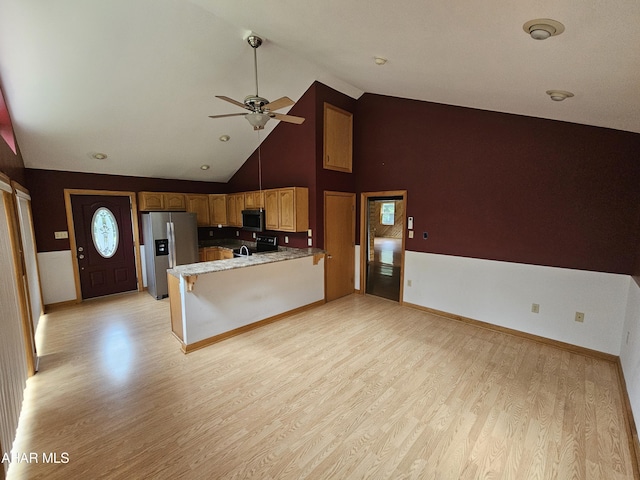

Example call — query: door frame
[359,190,407,303]
[64,189,144,302]
[323,190,356,301]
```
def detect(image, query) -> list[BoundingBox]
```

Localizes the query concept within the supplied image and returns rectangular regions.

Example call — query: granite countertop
[169,247,324,277]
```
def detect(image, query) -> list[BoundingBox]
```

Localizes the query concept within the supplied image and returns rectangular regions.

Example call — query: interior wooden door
[70,195,138,299]
[324,191,355,301]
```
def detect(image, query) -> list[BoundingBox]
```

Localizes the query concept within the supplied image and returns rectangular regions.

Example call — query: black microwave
[241,209,265,232]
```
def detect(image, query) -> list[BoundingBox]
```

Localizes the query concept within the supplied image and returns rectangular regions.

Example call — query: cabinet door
[264,190,279,230]
[245,191,257,209]
[234,194,245,226]
[138,192,164,211]
[186,194,210,226]
[323,103,353,173]
[278,188,296,232]
[209,194,228,226]
[204,248,220,261]
[165,193,186,210]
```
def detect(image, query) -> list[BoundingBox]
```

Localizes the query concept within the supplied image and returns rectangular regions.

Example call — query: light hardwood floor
[7,292,637,479]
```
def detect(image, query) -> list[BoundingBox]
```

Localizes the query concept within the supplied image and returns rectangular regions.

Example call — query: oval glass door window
[92,207,119,258]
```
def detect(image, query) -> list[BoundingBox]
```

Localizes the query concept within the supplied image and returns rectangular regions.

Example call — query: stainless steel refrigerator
[142,212,198,299]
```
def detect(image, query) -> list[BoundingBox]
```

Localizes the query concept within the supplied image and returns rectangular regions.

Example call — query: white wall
[38,246,148,305]
[402,251,629,355]
[37,251,76,305]
[621,278,640,429]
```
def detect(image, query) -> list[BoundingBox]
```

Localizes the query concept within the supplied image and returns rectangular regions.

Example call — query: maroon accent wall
[226,82,357,249]
[25,169,226,252]
[355,93,640,275]
[0,137,24,186]
[313,82,357,248]
[0,89,25,185]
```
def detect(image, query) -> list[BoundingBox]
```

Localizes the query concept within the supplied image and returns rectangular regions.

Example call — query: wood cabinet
[200,246,234,262]
[323,102,353,173]
[264,187,308,232]
[209,194,228,226]
[139,192,186,211]
[226,193,245,227]
[186,194,210,226]
[244,190,264,209]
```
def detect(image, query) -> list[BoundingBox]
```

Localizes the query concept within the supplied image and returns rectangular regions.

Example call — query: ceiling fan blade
[216,95,250,110]
[272,113,305,125]
[208,113,247,119]
[264,97,295,111]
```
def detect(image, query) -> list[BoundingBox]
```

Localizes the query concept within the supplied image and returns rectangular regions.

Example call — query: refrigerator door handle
[167,221,176,268]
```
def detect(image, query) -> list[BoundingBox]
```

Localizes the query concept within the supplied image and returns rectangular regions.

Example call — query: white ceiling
[0,0,638,182]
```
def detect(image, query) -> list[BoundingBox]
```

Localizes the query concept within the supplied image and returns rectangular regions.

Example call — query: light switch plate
[409,231,414,239]
[54,231,69,239]
[408,217,414,230]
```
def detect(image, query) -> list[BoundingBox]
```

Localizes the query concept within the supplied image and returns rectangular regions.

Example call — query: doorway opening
[360,191,406,302]
[64,189,143,302]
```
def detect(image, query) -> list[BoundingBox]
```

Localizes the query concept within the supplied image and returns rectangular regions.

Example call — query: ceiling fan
[209,34,305,131]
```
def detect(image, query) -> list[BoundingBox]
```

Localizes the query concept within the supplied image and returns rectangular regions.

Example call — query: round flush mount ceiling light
[200,164,211,170]
[546,90,574,101]
[374,57,387,66]
[523,18,565,40]
[91,152,108,160]
[219,134,230,142]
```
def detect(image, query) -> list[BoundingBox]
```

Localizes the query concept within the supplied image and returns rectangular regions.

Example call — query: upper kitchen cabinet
[323,103,353,173]
[265,187,308,232]
[209,194,228,226]
[226,193,245,227]
[139,192,186,211]
[185,194,210,226]
[244,191,264,209]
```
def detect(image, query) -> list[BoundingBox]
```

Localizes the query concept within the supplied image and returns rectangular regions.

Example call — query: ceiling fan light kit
[209,34,306,131]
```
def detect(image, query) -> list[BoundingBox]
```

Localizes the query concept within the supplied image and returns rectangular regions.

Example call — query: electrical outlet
[54,231,69,239]
[209,231,214,237]
[575,312,585,323]
[407,279,412,287]
[252,232,256,238]
[531,303,539,314]
[236,230,239,237]
[307,238,312,246]
[284,236,289,244]
[409,231,414,239]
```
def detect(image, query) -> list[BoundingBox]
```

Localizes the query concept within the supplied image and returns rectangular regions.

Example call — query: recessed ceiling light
[374,57,387,66]
[200,164,210,170]
[546,90,574,101]
[91,152,108,160]
[523,18,565,40]
[219,135,230,142]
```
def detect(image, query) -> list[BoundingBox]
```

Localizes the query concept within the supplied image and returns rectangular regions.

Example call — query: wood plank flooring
[7,292,636,479]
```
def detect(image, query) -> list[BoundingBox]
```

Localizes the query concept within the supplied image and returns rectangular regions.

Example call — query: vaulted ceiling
[0,0,638,182]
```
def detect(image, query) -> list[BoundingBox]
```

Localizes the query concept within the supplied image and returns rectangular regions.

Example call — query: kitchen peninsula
[167,246,325,353]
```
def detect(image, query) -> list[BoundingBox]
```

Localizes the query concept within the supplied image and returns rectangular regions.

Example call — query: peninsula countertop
[168,247,325,277]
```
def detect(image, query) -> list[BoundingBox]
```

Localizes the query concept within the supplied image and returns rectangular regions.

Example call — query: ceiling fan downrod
[247,34,262,98]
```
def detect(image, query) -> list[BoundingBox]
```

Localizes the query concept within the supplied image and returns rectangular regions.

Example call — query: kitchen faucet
[239,245,249,256]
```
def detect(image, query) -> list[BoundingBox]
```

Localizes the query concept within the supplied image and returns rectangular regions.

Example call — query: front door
[324,191,356,301]
[71,195,138,299]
